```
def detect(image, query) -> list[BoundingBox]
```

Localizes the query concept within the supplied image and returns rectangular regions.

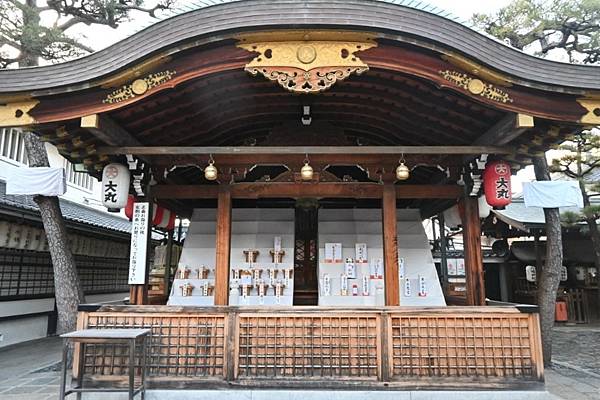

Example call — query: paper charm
[404,278,411,297]
[362,275,370,296]
[398,257,405,279]
[345,258,356,279]
[352,284,359,296]
[275,281,283,304]
[355,243,368,263]
[322,274,331,296]
[340,274,349,296]
[370,258,383,279]
[418,275,427,297]
[258,279,266,304]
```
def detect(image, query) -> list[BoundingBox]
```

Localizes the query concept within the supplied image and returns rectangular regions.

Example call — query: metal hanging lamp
[204,155,218,181]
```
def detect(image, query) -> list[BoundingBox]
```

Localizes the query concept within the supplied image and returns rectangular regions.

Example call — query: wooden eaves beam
[98,145,513,155]
[474,113,534,146]
[152,183,464,200]
[81,114,142,146]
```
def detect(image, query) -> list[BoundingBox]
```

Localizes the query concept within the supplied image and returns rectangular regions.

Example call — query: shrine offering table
[60,328,151,400]
[73,305,543,391]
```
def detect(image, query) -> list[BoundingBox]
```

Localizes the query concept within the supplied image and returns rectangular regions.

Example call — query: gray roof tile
[0,180,131,234]
[1,0,599,94]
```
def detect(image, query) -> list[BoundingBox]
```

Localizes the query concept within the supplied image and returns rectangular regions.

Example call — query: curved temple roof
[1,0,600,94]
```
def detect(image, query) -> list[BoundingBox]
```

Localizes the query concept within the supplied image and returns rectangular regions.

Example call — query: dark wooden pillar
[214,185,232,305]
[382,183,399,306]
[461,196,485,306]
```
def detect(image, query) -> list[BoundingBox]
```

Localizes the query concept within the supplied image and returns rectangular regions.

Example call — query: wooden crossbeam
[98,145,512,156]
[81,114,142,146]
[152,183,464,199]
[474,113,534,146]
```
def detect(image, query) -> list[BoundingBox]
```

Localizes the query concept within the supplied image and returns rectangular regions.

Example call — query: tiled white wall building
[0,128,131,347]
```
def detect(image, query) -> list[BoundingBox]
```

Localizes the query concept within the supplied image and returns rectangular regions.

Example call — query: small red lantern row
[483,160,512,210]
[124,195,176,230]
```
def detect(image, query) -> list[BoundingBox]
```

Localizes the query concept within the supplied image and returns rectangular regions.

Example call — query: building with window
[0,127,132,347]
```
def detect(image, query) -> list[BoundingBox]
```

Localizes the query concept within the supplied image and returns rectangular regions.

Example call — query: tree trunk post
[532,155,563,367]
[23,132,84,334]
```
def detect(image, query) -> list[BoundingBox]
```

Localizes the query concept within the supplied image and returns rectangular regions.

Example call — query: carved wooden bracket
[238,37,376,94]
[0,100,39,127]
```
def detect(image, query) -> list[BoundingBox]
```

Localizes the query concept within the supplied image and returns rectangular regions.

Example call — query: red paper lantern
[125,195,176,230]
[483,160,512,210]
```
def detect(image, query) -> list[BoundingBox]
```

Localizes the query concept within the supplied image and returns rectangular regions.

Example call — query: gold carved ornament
[103,70,176,104]
[439,70,513,104]
[0,100,39,127]
[238,40,376,94]
[576,98,600,125]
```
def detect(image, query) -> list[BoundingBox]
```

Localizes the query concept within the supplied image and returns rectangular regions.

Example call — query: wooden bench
[59,328,151,400]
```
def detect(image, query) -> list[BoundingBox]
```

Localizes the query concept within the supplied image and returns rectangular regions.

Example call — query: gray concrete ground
[0,325,598,399]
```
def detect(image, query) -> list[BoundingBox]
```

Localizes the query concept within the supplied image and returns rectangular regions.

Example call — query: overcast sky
[75,0,514,51]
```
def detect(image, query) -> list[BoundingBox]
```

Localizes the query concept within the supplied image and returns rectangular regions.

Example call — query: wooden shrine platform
[74,305,543,390]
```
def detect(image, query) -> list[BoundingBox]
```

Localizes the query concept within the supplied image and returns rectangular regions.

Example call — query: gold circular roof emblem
[297,45,317,64]
[467,79,485,95]
[131,79,149,95]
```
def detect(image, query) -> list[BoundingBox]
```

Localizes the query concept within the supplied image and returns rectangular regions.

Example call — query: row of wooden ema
[127,175,485,308]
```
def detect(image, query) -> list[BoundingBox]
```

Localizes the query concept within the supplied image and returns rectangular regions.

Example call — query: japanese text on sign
[128,202,149,284]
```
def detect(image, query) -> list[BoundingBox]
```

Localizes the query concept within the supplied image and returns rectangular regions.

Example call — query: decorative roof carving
[439,70,513,104]
[239,40,376,93]
[103,70,176,104]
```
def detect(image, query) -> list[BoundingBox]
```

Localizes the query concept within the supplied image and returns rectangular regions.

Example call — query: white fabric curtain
[6,167,66,196]
[523,181,583,208]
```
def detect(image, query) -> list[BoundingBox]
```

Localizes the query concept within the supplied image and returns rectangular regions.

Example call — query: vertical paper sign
[355,243,368,263]
[325,243,343,263]
[457,259,466,276]
[128,202,149,284]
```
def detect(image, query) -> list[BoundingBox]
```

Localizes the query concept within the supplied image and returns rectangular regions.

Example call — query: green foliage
[584,204,600,219]
[0,0,175,68]
[472,0,600,63]
[551,130,600,180]
[561,210,582,226]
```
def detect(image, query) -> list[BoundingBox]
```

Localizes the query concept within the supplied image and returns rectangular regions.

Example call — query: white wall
[0,292,128,348]
[0,140,111,213]
[0,316,49,347]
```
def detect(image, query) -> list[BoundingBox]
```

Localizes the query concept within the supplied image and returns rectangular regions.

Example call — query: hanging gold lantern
[396,155,410,181]
[301,156,313,181]
[204,156,218,181]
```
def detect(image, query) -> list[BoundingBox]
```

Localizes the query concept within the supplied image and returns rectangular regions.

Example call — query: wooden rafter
[99,145,511,155]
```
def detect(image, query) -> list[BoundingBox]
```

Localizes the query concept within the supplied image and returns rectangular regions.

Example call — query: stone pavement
[0,325,598,399]
[545,324,600,399]
[0,336,63,400]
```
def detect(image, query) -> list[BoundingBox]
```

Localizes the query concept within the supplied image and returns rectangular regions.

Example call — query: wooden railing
[75,305,543,389]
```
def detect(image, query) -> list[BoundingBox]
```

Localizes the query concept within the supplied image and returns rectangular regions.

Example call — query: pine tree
[0,0,174,334]
[473,0,600,365]
[551,130,600,304]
